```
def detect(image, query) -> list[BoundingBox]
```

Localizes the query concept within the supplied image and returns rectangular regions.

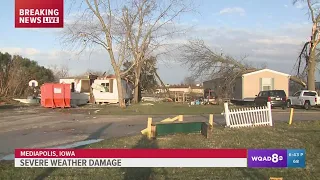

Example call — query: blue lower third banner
[247,149,306,168]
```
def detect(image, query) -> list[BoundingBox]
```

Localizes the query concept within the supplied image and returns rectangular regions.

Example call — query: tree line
[0,51,55,98]
[0,50,161,102]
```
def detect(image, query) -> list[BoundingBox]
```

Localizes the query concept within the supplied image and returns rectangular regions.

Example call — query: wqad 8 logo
[271,153,283,163]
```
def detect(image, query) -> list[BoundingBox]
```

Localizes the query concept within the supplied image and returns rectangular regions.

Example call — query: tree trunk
[115,70,126,108]
[133,68,141,103]
[138,84,142,101]
[308,49,316,90]
[4,86,10,97]
[133,82,143,103]
[133,83,139,103]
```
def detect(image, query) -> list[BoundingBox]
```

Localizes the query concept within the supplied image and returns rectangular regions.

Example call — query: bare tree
[85,69,112,76]
[122,0,191,103]
[293,0,320,90]
[63,0,192,107]
[49,64,70,82]
[180,40,250,78]
[180,40,255,98]
[183,76,196,85]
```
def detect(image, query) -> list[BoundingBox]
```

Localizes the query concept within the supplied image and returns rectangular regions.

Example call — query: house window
[101,83,110,92]
[260,78,274,91]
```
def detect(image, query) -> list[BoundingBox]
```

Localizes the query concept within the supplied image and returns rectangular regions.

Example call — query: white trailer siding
[92,79,133,104]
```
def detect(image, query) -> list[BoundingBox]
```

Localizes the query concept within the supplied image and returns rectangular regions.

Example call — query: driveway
[0,107,319,159]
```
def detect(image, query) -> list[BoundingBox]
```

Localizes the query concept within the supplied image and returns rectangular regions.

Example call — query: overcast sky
[0,0,318,84]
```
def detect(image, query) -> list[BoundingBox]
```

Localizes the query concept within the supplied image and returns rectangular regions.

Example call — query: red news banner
[15,0,64,28]
[15,149,248,167]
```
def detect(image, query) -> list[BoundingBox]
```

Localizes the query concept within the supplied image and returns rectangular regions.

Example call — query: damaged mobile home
[59,74,133,105]
[91,75,133,104]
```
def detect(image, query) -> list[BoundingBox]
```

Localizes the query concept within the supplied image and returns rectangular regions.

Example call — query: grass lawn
[0,102,225,115]
[47,102,225,115]
[1,121,319,180]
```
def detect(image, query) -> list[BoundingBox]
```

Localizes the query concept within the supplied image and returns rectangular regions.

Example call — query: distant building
[202,77,226,98]
[203,77,225,92]
[156,84,203,94]
[203,69,293,100]
[232,69,291,99]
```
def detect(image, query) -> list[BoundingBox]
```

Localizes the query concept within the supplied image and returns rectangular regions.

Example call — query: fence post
[178,115,183,121]
[209,114,214,130]
[267,102,272,126]
[224,102,230,127]
[289,108,294,125]
[147,117,152,139]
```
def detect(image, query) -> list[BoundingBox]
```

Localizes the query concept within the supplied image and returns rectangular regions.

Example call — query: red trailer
[40,83,71,108]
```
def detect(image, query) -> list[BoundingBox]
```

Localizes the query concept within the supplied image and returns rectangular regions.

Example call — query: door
[255,91,268,106]
[261,91,269,105]
[291,91,301,105]
[255,92,262,105]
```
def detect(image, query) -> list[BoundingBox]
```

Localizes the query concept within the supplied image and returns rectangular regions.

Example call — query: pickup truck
[287,90,318,110]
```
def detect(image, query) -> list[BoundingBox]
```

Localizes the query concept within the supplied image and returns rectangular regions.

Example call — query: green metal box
[154,121,209,138]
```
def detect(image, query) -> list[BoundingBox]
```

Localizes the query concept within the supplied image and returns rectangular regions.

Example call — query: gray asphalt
[0,107,319,159]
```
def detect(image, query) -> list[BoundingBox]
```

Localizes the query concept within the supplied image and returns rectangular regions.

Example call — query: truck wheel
[287,100,291,108]
[304,101,311,110]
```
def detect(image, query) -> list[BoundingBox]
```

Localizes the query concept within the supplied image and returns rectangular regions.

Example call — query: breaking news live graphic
[15,149,305,168]
[14,0,63,28]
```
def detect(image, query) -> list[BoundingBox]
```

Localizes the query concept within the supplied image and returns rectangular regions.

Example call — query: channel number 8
[272,154,283,163]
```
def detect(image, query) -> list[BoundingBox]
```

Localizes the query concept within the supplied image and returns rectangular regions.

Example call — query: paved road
[0,107,319,159]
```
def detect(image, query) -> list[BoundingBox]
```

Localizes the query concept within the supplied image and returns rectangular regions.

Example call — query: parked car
[254,90,287,109]
[287,90,318,110]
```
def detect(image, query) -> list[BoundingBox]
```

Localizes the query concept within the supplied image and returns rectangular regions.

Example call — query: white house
[91,75,133,104]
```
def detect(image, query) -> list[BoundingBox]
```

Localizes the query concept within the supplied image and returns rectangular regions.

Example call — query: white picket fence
[221,102,273,128]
